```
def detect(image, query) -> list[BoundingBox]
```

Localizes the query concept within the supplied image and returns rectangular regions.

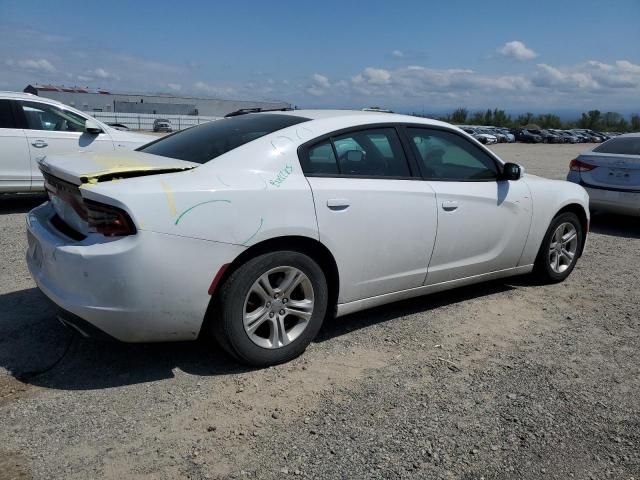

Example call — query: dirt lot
[1,143,638,480]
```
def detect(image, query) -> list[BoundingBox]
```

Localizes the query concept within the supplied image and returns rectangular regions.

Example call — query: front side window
[593,137,640,155]
[139,114,309,164]
[19,101,87,132]
[0,100,16,128]
[303,127,411,177]
[408,128,498,181]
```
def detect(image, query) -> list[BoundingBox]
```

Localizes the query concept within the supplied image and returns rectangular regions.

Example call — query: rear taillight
[569,158,597,172]
[85,200,136,236]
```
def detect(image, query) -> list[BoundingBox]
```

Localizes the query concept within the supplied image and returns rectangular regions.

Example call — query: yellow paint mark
[91,154,151,171]
[160,181,177,217]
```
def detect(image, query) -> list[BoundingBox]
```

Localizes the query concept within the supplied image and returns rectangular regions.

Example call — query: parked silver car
[153,118,172,132]
[567,133,640,216]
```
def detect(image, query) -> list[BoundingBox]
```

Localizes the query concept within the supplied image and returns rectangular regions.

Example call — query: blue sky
[1,0,639,114]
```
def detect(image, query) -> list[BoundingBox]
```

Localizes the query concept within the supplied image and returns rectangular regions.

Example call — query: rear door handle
[31,140,48,148]
[327,198,350,211]
[442,201,459,212]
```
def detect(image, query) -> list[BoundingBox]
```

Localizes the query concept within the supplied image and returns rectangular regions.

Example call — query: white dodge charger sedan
[26,110,589,366]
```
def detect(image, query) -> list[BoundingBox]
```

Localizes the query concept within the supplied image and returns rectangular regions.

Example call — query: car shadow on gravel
[0,288,251,391]
[589,213,640,239]
[317,280,516,342]
[3,281,517,391]
[0,194,47,214]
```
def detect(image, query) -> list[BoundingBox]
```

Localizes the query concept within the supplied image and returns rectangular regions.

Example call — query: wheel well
[201,236,340,337]
[556,203,589,256]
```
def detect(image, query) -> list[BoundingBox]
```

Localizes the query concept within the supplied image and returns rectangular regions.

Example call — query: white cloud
[311,73,330,89]
[354,67,392,85]
[6,58,56,73]
[306,86,325,97]
[533,60,640,90]
[86,67,119,80]
[498,41,538,61]
[392,50,404,58]
[167,83,182,91]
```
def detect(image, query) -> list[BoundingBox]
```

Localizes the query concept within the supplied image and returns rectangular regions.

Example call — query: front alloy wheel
[548,222,578,274]
[534,212,583,283]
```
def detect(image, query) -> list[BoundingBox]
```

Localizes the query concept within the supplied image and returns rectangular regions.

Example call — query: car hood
[38,151,198,186]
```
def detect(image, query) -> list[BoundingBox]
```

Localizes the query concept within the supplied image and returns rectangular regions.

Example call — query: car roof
[0,90,65,105]
[264,109,454,128]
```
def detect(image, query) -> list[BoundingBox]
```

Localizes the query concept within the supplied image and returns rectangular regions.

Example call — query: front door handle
[31,140,48,148]
[442,201,459,212]
[327,198,350,211]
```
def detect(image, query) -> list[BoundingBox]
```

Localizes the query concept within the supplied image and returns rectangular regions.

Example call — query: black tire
[534,212,583,283]
[211,251,328,367]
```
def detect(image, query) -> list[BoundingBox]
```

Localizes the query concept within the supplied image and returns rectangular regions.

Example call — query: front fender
[518,175,589,266]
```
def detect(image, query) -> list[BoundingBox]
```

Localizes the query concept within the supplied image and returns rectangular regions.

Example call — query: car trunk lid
[577,152,640,191]
[39,151,198,236]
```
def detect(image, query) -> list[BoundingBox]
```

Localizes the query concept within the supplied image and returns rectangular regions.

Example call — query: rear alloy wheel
[534,212,583,283]
[212,251,328,367]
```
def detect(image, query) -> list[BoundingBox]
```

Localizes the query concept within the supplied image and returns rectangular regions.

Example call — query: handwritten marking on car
[241,217,264,245]
[174,199,231,225]
[269,165,293,188]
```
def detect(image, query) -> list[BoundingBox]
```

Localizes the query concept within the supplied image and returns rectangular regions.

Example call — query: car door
[15,100,115,191]
[0,99,31,192]
[405,127,532,285]
[299,126,438,303]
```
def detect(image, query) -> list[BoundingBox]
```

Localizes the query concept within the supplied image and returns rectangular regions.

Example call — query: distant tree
[470,111,485,124]
[492,109,511,127]
[535,114,562,129]
[577,110,602,130]
[451,107,468,124]
[483,109,493,125]
[515,112,534,126]
[631,114,640,132]
[616,118,630,132]
[602,111,622,129]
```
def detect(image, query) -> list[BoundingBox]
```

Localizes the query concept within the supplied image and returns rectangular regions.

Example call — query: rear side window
[0,100,16,128]
[408,128,498,181]
[593,137,640,155]
[139,114,309,164]
[302,127,411,178]
[307,141,339,174]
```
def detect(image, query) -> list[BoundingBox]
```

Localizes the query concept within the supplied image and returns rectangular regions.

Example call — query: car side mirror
[85,119,103,134]
[345,150,365,162]
[502,162,523,180]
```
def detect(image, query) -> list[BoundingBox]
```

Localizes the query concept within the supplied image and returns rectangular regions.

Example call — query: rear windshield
[139,114,309,164]
[593,137,640,156]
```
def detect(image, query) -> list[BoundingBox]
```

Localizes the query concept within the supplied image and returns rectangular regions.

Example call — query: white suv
[0,91,154,193]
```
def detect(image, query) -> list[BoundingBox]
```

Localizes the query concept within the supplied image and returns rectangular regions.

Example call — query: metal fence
[86,112,222,132]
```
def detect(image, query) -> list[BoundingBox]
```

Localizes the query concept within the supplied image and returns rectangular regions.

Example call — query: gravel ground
[1,143,638,480]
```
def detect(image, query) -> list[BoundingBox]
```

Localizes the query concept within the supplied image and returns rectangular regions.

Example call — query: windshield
[593,137,640,155]
[139,114,309,164]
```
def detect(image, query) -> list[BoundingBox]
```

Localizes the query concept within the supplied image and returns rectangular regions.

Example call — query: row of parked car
[459,126,622,145]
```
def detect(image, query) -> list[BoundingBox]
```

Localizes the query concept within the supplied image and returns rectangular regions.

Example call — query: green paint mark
[174,199,231,225]
[242,217,263,245]
[269,164,293,188]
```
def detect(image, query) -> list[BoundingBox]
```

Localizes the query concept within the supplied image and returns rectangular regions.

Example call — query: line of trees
[416,108,640,132]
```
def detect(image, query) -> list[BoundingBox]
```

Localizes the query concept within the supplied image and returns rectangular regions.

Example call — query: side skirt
[335,265,534,318]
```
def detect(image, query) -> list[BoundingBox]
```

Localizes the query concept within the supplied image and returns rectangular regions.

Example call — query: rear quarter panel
[80,125,320,248]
